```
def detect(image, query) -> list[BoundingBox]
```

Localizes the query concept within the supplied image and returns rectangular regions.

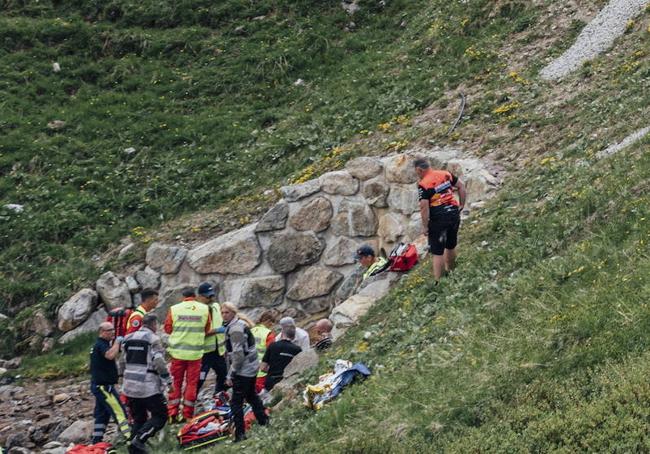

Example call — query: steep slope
[0,0,537,354]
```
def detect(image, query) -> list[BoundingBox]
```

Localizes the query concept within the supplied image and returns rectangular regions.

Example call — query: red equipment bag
[66,442,115,454]
[388,243,418,272]
[106,307,133,339]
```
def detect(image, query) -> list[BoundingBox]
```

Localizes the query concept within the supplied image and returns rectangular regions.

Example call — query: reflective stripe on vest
[127,305,147,327]
[204,303,226,354]
[363,257,389,280]
[168,300,209,361]
[251,325,271,378]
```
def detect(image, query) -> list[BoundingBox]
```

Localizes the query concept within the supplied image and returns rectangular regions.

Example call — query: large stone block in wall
[320,171,359,195]
[255,200,289,232]
[331,197,377,237]
[187,225,261,275]
[58,288,98,332]
[145,243,187,274]
[280,180,321,202]
[323,237,360,266]
[289,197,333,232]
[362,175,389,207]
[286,266,343,301]
[385,154,418,184]
[346,157,383,181]
[387,184,419,215]
[96,272,132,310]
[378,212,405,243]
[224,275,285,308]
[267,231,324,273]
[135,266,161,291]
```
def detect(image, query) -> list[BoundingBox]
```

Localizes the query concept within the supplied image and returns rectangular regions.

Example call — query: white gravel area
[541,0,649,81]
[597,126,650,159]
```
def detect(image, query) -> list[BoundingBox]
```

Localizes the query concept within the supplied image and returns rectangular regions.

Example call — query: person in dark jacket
[260,324,302,391]
[90,322,131,443]
[221,302,269,442]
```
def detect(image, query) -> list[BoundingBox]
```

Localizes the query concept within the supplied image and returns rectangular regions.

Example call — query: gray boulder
[267,231,324,273]
[96,272,132,310]
[224,276,285,308]
[255,200,289,232]
[346,156,383,181]
[59,309,108,344]
[331,197,377,237]
[323,237,360,266]
[362,175,390,207]
[280,180,321,202]
[387,183,419,215]
[135,266,161,291]
[320,171,359,195]
[385,154,418,184]
[32,310,54,337]
[286,266,343,301]
[187,225,261,275]
[57,420,93,444]
[125,275,140,293]
[289,197,333,232]
[378,212,406,243]
[145,243,187,274]
[283,349,319,378]
[330,294,375,338]
[57,288,98,332]
[153,285,188,321]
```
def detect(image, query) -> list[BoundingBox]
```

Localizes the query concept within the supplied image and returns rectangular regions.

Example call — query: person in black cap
[356,244,389,280]
[196,282,228,396]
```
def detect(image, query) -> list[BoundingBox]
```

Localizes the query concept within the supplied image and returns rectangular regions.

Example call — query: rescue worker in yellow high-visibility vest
[250,311,277,393]
[196,282,228,396]
[163,289,211,422]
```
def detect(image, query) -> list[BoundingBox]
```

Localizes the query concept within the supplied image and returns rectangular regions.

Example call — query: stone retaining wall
[57,148,500,341]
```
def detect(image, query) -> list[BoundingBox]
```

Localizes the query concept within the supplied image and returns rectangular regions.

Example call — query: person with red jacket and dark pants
[414,158,466,282]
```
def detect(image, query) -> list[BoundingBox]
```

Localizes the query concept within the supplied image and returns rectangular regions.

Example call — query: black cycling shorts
[428,208,460,256]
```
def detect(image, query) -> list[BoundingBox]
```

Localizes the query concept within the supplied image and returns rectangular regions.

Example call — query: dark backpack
[388,243,419,272]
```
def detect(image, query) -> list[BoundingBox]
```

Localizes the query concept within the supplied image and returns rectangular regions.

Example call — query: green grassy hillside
[3,0,650,451]
[0,0,536,350]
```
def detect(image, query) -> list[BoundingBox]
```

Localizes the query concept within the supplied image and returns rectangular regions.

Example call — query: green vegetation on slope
[0,0,538,355]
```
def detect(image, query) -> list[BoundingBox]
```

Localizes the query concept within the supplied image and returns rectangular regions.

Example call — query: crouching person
[119,314,170,454]
[221,302,269,442]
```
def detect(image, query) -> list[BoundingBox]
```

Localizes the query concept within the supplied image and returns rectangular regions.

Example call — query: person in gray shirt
[119,314,170,454]
[221,302,269,442]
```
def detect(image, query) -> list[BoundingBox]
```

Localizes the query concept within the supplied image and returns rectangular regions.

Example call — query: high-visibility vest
[167,300,209,361]
[126,305,147,332]
[204,303,226,355]
[251,325,271,378]
[363,257,389,280]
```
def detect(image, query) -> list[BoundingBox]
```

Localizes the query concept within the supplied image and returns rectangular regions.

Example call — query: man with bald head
[313,319,333,352]
[89,322,131,443]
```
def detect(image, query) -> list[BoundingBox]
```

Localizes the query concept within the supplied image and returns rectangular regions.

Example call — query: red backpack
[388,243,419,272]
[106,307,134,339]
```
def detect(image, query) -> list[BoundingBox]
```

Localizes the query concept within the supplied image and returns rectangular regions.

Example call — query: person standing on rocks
[90,322,131,443]
[163,290,211,422]
[125,289,159,335]
[120,314,169,454]
[251,310,277,393]
[196,282,228,397]
[221,302,269,442]
[414,158,466,282]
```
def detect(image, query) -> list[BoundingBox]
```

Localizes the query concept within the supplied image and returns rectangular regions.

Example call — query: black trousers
[231,374,268,438]
[128,393,167,443]
[198,351,228,394]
